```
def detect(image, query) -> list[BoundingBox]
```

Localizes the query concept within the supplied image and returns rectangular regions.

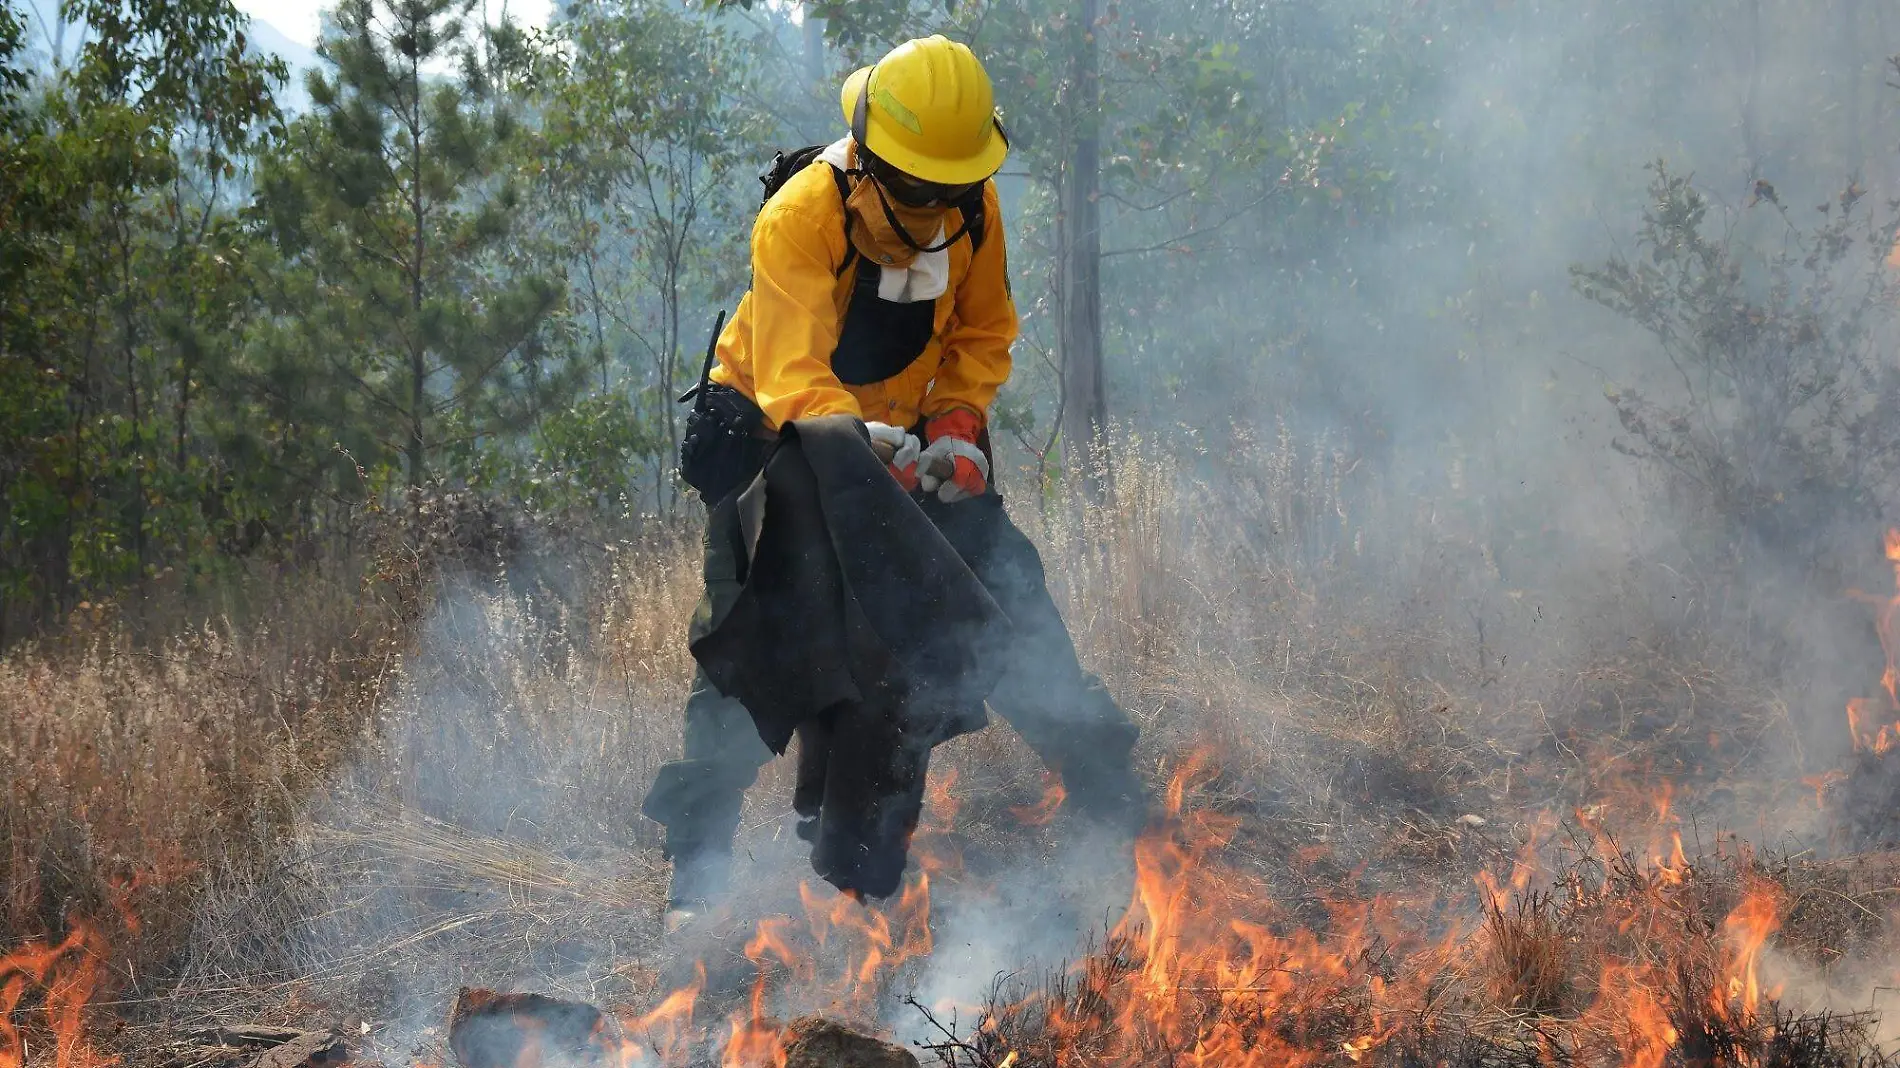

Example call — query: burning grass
[2,443,1897,1067]
[925,774,1900,1068]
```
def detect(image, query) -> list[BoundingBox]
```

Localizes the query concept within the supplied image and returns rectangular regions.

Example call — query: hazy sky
[235,0,554,48]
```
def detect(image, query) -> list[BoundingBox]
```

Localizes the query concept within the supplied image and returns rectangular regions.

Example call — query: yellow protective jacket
[708,161,1018,432]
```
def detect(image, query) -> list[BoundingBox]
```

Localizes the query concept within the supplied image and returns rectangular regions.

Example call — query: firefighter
[644,34,1146,929]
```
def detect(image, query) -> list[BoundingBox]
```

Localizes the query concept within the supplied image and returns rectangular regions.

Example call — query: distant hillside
[16,8,320,114]
[244,16,320,114]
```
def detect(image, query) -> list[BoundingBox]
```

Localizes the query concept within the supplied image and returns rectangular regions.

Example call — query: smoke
[1103,1,1900,804]
[183,558,689,1050]
[887,820,1142,1040]
[189,0,1900,1053]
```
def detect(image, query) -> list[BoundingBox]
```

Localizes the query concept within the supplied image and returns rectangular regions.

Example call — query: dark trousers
[640,489,1143,877]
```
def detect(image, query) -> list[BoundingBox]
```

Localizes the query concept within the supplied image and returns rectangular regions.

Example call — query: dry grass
[0,433,1890,1066]
[0,560,404,988]
[1483,889,1571,1014]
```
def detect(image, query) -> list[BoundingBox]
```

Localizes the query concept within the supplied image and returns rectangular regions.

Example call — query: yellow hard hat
[840,35,1009,186]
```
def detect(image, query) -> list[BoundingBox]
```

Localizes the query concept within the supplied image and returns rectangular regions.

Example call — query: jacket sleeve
[747,202,861,429]
[924,184,1018,423]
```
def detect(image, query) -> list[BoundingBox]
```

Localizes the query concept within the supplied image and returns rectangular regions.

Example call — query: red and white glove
[865,421,922,492]
[918,409,990,503]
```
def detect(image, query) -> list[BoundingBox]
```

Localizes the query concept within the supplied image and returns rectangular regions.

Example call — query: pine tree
[252,0,573,489]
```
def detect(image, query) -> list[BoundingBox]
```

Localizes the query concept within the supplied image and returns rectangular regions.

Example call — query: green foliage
[444,390,657,518]
[911,0,1417,443]
[706,0,948,51]
[1573,162,1900,563]
[4,0,1894,643]
[533,0,770,508]
[0,0,288,634]
[249,0,575,490]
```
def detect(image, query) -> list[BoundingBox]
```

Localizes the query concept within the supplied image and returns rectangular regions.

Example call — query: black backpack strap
[953,181,989,254]
[828,162,860,278]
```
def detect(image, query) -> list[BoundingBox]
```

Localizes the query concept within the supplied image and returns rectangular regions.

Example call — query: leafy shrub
[1572,161,1900,575]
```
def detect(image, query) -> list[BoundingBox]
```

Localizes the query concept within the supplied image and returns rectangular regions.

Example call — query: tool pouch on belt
[678,311,771,505]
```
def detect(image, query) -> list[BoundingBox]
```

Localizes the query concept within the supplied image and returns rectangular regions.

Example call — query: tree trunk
[581,216,608,392]
[802,4,825,85]
[117,213,146,572]
[407,46,427,488]
[1059,0,1107,501]
[1739,0,1764,181]
[664,251,681,513]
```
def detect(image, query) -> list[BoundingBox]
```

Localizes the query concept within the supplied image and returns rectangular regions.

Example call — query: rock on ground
[779,1016,919,1068]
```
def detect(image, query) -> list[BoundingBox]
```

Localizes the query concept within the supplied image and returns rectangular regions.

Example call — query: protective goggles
[865,155,979,208]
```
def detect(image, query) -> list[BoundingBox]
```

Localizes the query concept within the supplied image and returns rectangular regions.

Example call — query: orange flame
[1801,769,1847,809]
[1845,528,1900,751]
[1009,773,1068,827]
[616,966,703,1068]
[708,870,938,1065]
[1476,812,1553,910]
[1612,964,1679,1068]
[983,753,1461,1068]
[1715,879,1783,1021]
[922,767,961,833]
[636,747,1802,1066]
[0,920,118,1068]
[911,768,966,881]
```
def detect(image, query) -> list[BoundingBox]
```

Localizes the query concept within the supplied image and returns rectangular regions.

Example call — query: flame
[911,768,966,881]
[1010,773,1068,827]
[1477,812,1554,911]
[1610,964,1679,1068]
[922,767,961,833]
[1801,769,1847,808]
[621,746,1804,1064]
[1845,528,1900,751]
[718,1007,782,1068]
[1715,879,1783,1020]
[1,940,63,1068]
[709,872,937,1066]
[616,966,702,1068]
[0,920,118,1068]
[976,753,1460,1068]
[635,764,953,1065]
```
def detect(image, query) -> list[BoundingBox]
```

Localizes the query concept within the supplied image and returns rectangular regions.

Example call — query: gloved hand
[918,409,990,503]
[864,421,923,492]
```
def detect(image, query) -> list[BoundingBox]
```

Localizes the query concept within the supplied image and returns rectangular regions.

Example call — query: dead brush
[1482,890,1571,1015]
